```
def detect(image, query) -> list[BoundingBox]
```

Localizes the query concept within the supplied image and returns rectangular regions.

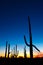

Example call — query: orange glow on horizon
[0,51,43,58]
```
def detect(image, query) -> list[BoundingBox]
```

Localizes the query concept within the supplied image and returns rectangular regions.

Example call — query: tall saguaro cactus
[28,16,33,58]
[24,16,40,58]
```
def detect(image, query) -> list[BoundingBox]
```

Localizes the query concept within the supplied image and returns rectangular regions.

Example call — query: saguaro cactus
[28,16,33,58]
[5,41,8,58]
[24,46,27,58]
[8,44,10,58]
[24,16,40,58]
[14,45,19,58]
[10,45,19,58]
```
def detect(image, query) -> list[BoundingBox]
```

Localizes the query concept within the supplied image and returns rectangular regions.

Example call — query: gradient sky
[0,0,43,57]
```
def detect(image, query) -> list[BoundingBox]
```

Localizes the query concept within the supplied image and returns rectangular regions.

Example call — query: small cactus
[24,46,27,58]
[8,43,10,58]
[11,44,19,58]
[14,45,19,58]
[5,41,8,58]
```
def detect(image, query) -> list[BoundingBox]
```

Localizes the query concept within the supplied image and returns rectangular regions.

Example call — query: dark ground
[0,58,43,65]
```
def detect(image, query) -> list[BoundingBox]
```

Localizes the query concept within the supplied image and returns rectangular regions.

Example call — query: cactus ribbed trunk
[24,16,40,58]
[28,16,33,58]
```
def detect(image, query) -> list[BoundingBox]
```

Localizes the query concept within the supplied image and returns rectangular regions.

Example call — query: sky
[0,0,43,57]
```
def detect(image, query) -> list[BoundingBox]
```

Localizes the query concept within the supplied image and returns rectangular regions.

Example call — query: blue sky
[0,0,43,56]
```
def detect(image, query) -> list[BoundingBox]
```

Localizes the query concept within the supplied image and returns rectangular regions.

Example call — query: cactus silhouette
[14,45,19,58]
[8,43,10,58]
[11,44,19,58]
[5,41,8,58]
[24,46,27,58]
[5,41,10,58]
[24,16,40,58]
[28,16,33,58]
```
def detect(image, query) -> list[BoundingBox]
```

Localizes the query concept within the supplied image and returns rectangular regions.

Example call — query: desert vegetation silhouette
[0,16,41,59]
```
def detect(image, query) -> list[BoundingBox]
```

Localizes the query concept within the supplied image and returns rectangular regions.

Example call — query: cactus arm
[24,35,40,52]
[24,35,30,46]
[32,45,40,52]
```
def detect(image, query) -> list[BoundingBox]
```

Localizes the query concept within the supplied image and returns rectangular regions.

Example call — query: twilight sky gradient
[0,0,43,57]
